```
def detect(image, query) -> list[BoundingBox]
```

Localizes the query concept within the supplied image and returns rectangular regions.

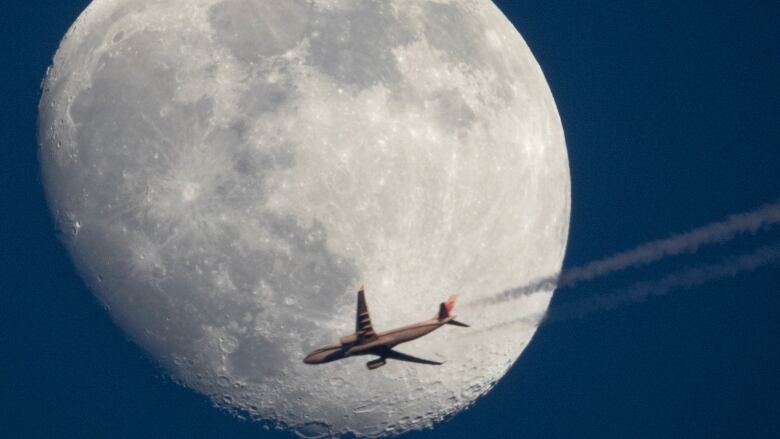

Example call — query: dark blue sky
[2,1,779,438]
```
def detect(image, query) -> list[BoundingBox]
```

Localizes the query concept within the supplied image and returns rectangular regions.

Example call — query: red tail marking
[445,294,458,313]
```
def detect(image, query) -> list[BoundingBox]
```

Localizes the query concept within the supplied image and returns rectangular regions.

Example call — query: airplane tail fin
[437,294,470,327]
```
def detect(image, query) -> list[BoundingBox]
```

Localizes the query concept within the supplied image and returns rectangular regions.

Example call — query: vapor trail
[476,199,780,306]
[471,243,780,333]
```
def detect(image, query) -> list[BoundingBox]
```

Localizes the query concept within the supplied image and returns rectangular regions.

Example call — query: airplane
[303,286,469,370]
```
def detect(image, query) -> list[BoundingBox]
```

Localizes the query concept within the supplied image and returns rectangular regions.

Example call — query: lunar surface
[38,0,570,436]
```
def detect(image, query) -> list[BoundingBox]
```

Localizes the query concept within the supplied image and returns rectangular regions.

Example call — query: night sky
[3,1,779,438]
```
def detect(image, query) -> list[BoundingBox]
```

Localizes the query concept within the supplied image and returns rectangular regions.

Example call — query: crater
[295,421,331,439]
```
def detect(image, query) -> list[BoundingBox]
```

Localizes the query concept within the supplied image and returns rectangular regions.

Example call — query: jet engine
[366,358,386,370]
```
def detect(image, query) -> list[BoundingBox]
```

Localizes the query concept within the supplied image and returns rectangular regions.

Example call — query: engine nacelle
[339,333,358,345]
[366,358,386,370]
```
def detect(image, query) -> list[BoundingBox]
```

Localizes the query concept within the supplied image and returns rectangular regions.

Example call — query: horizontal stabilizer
[447,319,470,327]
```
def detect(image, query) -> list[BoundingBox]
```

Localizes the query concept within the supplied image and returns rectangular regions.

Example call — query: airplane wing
[355,287,377,341]
[381,348,443,366]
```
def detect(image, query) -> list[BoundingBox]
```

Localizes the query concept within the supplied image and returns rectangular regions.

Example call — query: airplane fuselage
[304,317,452,365]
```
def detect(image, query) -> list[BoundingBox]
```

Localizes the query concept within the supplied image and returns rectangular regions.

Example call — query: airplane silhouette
[303,286,469,370]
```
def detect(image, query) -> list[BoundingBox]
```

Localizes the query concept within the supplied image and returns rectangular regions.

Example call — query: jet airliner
[303,286,469,370]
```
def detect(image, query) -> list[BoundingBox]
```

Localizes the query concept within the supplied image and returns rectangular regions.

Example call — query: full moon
[38,0,570,436]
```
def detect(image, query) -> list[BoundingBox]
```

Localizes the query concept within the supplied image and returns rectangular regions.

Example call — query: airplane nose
[303,346,341,364]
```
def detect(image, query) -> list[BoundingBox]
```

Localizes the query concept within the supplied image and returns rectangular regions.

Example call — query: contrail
[476,199,780,306]
[548,243,780,323]
[470,243,780,334]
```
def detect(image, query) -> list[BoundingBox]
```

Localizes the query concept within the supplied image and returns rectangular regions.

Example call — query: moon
[38,0,570,436]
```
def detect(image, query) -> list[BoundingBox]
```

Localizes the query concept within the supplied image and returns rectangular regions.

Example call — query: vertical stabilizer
[437,294,458,320]
[437,294,469,327]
